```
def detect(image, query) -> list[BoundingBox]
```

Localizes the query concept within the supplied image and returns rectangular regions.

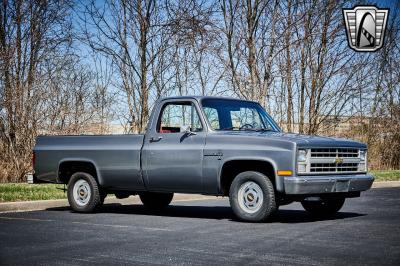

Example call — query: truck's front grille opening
[298,148,366,174]
[310,163,359,173]
[311,148,359,158]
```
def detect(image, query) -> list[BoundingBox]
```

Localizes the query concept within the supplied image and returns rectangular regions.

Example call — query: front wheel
[229,171,276,222]
[301,197,345,217]
[139,192,173,210]
[67,172,102,213]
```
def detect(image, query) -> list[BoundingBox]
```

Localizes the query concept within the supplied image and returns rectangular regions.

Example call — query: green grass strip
[371,170,400,181]
[0,183,66,202]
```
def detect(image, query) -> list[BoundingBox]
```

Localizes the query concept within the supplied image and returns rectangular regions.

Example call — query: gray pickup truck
[33,96,374,222]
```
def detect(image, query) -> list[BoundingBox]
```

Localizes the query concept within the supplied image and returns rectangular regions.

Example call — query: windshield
[201,99,281,132]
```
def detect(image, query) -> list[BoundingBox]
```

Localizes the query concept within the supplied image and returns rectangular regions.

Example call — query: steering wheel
[239,123,254,130]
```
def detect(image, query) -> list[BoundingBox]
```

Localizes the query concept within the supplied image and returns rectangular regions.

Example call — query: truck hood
[217,131,367,148]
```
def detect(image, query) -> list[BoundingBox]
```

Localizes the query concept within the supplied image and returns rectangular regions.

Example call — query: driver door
[142,100,206,192]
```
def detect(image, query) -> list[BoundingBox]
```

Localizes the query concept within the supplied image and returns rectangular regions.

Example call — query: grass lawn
[0,170,399,202]
[371,170,400,181]
[0,183,66,202]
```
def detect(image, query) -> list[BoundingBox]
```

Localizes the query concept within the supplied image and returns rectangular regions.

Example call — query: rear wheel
[229,171,276,222]
[301,197,345,217]
[139,192,173,210]
[67,172,101,213]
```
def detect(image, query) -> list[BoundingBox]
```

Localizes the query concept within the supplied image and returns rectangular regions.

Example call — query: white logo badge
[343,6,389,52]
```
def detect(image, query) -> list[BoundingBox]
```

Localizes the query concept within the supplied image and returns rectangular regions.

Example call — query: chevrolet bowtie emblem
[343,5,389,52]
[335,157,344,164]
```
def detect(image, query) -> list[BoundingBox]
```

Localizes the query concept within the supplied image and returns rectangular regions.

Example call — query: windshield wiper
[219,127,274,132]
[219,127,235,131]
[238,128,274,132]
[254,128,274,132]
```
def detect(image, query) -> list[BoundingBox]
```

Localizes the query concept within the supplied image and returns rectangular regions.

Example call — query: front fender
[218,156,285,193]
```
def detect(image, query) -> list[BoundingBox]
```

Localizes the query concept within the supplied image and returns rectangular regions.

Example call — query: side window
[158,102,203,133]
[203,107,220,130]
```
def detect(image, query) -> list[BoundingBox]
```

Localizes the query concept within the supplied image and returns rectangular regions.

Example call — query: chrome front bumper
[284,174,374,195]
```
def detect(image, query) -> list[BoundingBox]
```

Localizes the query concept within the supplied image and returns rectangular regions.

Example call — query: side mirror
[180,125,197,136]
[180,125,191,133]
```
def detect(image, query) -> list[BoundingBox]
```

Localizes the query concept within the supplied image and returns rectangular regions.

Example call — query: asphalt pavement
[0,187,399,265]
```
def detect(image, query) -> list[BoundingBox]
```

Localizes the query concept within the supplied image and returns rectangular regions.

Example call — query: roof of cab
[158,95,255,103]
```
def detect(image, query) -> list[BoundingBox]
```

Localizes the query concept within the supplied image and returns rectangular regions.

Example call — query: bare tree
[0,0,76,181]
[0,1,114,182]
[220,0,280,107]
[80,0,171,133]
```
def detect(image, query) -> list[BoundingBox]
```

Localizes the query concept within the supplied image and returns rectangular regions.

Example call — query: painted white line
[142,227,174,232]
[72,221,130,228]
[72,221,174,231]
[71,258,98,263]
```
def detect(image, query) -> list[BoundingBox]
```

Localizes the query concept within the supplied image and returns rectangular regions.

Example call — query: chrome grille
[311,148,359,158]
[298,148,365,174]
[310,163,359,173]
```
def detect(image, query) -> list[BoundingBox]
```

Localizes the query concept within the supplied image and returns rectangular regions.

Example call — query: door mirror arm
[186,131,197,136]
[180,125,197,138]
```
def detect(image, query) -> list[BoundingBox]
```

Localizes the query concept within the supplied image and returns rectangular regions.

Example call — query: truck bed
[34,134,145,189]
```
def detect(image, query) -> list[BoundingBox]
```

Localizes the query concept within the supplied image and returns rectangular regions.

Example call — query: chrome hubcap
[73,179,91,206]
[238,181,263,213]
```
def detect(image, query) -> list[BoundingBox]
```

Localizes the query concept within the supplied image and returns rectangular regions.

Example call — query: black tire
[229,171,276,222]
[139,192,174,210]
[301,197,345,217]
[67,172,101,213]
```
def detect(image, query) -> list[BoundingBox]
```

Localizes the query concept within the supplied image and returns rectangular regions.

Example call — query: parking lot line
[72,221,174,231]
[71,221,130,228]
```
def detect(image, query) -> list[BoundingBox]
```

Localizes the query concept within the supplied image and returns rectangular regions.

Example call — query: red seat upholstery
[160,126,172,133]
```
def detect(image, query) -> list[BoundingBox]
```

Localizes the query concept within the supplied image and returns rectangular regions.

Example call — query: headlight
[297,149,308,173]
[358,150,367,171]
[360,150,366,161]
[297,149,307,162]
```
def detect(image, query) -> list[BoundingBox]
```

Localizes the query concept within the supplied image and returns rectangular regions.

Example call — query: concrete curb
[0,193,218,213]
[1,182,399,213]
[372,181,400,188]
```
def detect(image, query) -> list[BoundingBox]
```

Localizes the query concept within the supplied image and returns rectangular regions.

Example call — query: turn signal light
[277,170,293,176]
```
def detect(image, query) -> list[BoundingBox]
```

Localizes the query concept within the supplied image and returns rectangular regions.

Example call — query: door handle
[150,136,163,143]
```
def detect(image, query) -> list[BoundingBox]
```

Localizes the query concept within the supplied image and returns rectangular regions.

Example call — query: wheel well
[220,160,276,196]
[58,161,98,184]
